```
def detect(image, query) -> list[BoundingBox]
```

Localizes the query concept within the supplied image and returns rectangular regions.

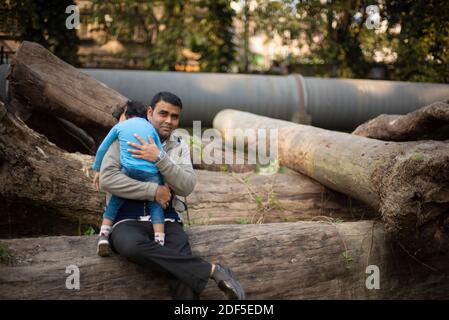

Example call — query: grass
[83,226,96,236]
[0,246,12,259]
[236,218,250,224]
[412,153,424,161]
[342,250,353,269]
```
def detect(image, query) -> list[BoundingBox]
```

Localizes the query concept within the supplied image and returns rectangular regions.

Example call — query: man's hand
[127,134,160,162]
[155,184,171,209]
[93,171,100,191]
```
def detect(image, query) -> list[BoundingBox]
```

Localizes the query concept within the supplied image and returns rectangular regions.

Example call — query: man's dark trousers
[110,220,212,299]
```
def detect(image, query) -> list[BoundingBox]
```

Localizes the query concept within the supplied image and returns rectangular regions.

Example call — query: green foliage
[89,0,236,72]
[384,0,449,82]
[342,250,353,268]
[334,218,345,224]
[0,0,80,65]
[190,0,236,72]
[254,195,263,208]
[236,218,249,224]
[411,153,424,161]
[83,226,96,236]
[247,0,448,82]
[3,0,446,82]
[0,245,11,258]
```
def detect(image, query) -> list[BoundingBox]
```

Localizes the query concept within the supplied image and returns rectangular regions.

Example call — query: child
[92,100,166,257]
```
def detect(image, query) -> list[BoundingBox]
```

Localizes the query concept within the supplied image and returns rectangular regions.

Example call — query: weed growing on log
[236,218,250,224]
[83,226,96,236]
[342,250,353,269]
[0,245,11,259]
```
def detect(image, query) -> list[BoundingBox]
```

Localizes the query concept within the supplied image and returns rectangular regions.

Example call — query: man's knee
[165,223,191,254]
[111,229,145,259]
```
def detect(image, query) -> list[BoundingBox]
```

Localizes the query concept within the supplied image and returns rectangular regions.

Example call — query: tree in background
[248,0,448,82]
[89,0,236,72]
[250,0,377,78]
[384,0,449,83]
[190,0,236,72]
[0,0,80,66]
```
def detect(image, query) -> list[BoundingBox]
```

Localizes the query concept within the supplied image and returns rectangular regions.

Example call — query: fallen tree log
[7,41,127,149]
[24,111,97,155]
[0,221,448,299]
[0,101,104,226]
[189,170,374,225]
[353,100,449,141]
[213,109,449,256]
[0,102,373,236]
[192,135,257,173]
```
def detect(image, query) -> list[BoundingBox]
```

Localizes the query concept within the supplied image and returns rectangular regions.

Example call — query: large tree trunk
[189,170,374,225]
[353,100,449,141]
[213,109,449,256]
[192,136,257,173]
[0,221,448,299]
[7,41,127,149]
[0,101,373,236]
[0,101,103,227]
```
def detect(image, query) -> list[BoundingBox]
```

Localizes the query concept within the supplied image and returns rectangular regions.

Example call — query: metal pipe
[303,77,449,130]
[81,69,300,128]
[2,65,449,130]
[81,69,449,130]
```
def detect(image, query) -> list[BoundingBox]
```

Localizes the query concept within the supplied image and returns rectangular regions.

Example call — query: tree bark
[0,102,373,236]
[0,101,104,227]
[7,41,127,148]
[352,100,449,141]
[0,221,448,299]
[0,103,372,235]
[213,109,449,256]
[189,170,374,225]
[192,136,257,173]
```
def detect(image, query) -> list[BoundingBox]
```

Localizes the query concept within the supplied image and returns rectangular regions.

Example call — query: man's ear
[147,106,153,119]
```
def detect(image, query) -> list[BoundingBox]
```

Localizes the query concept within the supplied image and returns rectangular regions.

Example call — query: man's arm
[99,140,158,201]
[156,139,197,197]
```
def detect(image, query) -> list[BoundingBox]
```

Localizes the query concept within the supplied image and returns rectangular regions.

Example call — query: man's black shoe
[212,264,246,300]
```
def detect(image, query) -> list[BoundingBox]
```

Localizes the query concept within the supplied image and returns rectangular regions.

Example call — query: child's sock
[100,225,112,237]
[154,232,165,246]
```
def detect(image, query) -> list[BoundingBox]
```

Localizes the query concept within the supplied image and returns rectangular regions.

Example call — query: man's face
[147,100,181,141]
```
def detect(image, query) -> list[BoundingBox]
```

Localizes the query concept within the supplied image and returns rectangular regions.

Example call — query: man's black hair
[125,100,147,119]
[150,91,183,110]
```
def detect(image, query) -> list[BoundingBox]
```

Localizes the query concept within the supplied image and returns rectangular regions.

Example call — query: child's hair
[125,100,148,119]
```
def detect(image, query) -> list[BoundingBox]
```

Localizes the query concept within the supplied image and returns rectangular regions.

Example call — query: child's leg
[102,195,126,228]
[97,196,125,257]
[100,218,113,237]
[148,201,165,245]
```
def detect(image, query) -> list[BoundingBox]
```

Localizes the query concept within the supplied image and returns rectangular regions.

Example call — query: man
[98,91,245,300]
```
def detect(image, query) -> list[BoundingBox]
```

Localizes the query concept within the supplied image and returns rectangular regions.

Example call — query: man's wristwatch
[156,149,165,162]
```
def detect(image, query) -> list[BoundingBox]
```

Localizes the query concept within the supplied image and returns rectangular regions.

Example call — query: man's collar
[162,132,181,146]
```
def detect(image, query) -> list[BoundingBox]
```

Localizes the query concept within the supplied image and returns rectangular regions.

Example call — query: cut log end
[376,142,449,255]
[353,101,449,141]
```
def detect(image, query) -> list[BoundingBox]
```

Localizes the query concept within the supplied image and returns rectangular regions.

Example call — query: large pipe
[81,69,301,128]
[2,65,449,130]
[81,69,449,130]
